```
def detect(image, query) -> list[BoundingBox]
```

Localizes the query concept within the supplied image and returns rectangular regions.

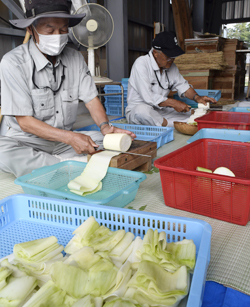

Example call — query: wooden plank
[179,69,215,77]
[172,0,193,51]
[87,140,157,171]
[113,148,157,171]
[110,141,157,168]
[172,0,185,50]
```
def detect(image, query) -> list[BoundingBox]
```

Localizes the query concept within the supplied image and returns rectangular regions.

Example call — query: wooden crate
[213,70,246,100]
[184,37,226,54]
[179,69,215,89]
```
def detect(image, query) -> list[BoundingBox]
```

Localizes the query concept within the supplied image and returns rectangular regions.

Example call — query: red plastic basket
[154,139,250,225]
[195,111,250,130]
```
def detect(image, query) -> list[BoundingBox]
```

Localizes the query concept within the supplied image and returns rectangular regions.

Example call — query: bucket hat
[9,0,86,29]
[152,31,184,58]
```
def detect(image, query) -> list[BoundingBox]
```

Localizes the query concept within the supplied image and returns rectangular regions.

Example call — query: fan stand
[88,47,113,83]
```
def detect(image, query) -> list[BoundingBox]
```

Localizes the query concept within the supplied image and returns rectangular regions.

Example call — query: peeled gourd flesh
[68,133,132,196]
[213,167,235,177]
[186,103,210,125]
[103,133,132,152]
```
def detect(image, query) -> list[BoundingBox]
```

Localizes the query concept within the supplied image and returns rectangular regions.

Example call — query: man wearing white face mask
[0,0,135,177]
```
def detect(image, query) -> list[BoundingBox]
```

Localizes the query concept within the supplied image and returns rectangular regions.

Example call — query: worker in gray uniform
[0,0,135,177]
[126,31,217,127]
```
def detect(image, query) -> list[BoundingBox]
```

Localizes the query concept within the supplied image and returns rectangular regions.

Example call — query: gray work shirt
[0,39,97,144]
[126,49,190,114]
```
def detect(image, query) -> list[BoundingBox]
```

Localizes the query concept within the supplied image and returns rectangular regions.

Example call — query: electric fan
[72,3,114,83]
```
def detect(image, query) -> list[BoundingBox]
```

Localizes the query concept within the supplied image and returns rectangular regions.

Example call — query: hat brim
[161,45,185,58]
[9,12,86,29]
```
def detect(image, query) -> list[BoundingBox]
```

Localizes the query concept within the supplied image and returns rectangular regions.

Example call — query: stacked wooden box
[185,37,226,54]
[213,39,247,101]
[179,37,247,101]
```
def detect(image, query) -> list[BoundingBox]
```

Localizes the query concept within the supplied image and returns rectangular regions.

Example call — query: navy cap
[152,31,184,58]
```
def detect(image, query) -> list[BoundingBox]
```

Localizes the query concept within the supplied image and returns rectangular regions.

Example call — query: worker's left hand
[196,96,217,105]
[101,124,136,139]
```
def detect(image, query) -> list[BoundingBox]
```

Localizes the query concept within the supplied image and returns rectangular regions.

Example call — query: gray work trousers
[126,104,191,127]
[0,130,104,178]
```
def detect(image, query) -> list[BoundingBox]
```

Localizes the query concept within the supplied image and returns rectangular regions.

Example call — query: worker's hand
[159,98,191,113]
[101,124,136,139]
[195,96,217,105]
[172,100,191,113]
[68,132,98,154]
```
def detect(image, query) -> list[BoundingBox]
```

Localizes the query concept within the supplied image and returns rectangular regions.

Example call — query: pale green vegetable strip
[158,231,167,250]
[0,266,12,281]
[110,239,134,268]
[72,295,103,307]
[68,150,119,195]
[70,182,102,196]
[104,261,132,299]
[82,226,126,252]
[109,232,135,257]
[14,236,64,271]
[166,239,196,270]
[103,297,146,307]
[65,217,126,255]
[51,259,118,298]
[73,216,100,237]
[126,237,143,271]
[65,216,100,254]
[51,262,88,299]
[0,280,7,292]
[63,295,78,306]
[23,280,66,307]
[0,275,37,307]
[126,261,188,306]
[196,167,212,173]
[64,246,101,270]
[14,236,58,258]
[1,259,27,278]
[85,258,118,295]
[139,230,180,272]
[0,267,12,290]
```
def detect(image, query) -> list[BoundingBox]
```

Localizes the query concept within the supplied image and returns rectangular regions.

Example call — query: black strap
[26,4,69,18]
[32,60,65,95]
[153,70,172,90]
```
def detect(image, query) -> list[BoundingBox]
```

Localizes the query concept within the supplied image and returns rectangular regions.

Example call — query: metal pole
[1,0,24,19]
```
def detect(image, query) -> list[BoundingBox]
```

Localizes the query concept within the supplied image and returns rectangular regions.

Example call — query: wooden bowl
[174,121,198,136]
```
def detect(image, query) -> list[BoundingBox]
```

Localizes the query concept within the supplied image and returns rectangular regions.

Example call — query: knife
[94,145,151,158]
[190,105,223,112]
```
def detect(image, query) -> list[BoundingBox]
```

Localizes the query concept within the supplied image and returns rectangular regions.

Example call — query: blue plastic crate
[110,123,174,149]
[0,193,212,307]
[14,161,146,207]
[76,123,174,149]
[122,78,129,84]
[104,96,123,104]
[104,85,127,94]
[229,107,250,112]
[173,89,221,108]
[187,128,250,144]
[105,103,127,116]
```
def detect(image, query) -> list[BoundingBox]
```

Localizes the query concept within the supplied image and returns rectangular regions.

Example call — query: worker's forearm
[159,98,179,107]
[15,116,73,144]
[85,96,109,127]
[184,87,198,100]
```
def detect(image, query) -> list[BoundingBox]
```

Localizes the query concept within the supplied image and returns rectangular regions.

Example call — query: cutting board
[88,140,157,171]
